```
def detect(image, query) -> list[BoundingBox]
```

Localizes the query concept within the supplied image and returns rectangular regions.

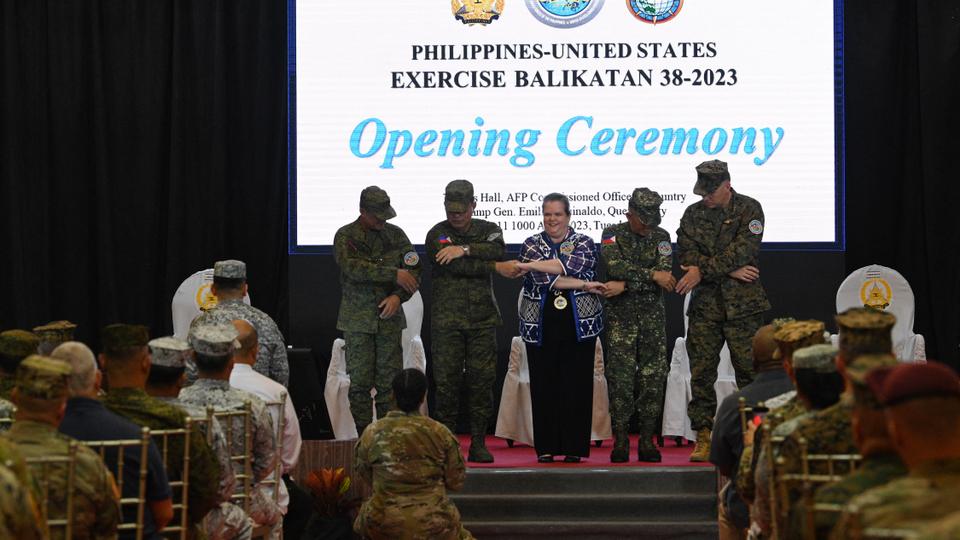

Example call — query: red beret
[866,362,960,407]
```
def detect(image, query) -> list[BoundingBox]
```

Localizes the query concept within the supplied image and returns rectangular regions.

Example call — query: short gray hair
[51,341,97,396]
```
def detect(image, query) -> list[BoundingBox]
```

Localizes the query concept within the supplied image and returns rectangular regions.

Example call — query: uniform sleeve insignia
[601,235,616,245]
[487,231,502,241]
[559,241,575,256]
[658,241,673,256]
[403,251,420,266]
[438,234,452,245]
[749,219,764,235]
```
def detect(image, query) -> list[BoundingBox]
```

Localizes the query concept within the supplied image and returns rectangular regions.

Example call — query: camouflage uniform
[425,180,504,443]
[738,392,804,503]
[677,161,770,433]
[354,410,474,540]
[0,329,40,400]
[600,188,673,461]
[335,187,422,432]
[916,510,960,540]
[3,355,120,540]
[0,463,45,539]
[32,320,77,356]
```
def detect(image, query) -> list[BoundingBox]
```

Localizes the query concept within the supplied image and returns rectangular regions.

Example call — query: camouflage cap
[32,320,77,343]
[772,320,826,360]
[771,317,797,331]
[835,307,896,357]
[693,159,731,196]
[100,324,150,353]
[0,330,40,360]
[628,188,664,226]
[188,323,239,357]
[846,353,898,407]
[866,362,960,407]
[214,259,247,280]
[360,186,397,221]
[792,344,839,373]
[444,179,475,213]
[148,336,192,368]
[15,355,71,400]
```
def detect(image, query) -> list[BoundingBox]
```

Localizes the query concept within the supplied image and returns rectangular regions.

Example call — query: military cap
[835,307,896,357]
[100,324,150,353]
[214,259,247,280]
[771,317,797,331]
[628,188,664,226]
[792,344,839,373]
[867,362,960,407]
[15,355,71,400]
[772,320,826,360]
[360,186,397,221]
[693,159,731,196]
[33,320,78,355]
[846,353,898,407]
[148,336,192,368]
[0,330,40,360]
[188,323,239,357]
[444,179,475,213]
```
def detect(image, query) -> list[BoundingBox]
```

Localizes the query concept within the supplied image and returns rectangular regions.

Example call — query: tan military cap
[773,320,826,360]
[101,324,150,353]
[836,307,896,357]
[0,330,40,359]
[15,355,71,399]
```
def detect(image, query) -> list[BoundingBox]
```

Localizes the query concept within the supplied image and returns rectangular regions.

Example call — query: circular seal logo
[559,241,575,255]
[525,0,605,29]
[195,283,219,312]
[452,0,505,26]
[748,219,764,235]
[859,278,892,311]
[627,0,683,24]
[657,240,673,256]
[403,251,420,266]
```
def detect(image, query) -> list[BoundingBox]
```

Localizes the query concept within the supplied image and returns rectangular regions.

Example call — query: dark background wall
[1,0,957,388]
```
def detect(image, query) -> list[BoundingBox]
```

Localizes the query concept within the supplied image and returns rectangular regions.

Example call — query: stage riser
[459,467,714,495]
[454,493,716,521]
[463,522,717,539]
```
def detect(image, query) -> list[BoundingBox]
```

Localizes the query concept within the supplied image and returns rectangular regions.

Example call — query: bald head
[51,341,100,397]
[231,320,258,365]
[752,325,779,371]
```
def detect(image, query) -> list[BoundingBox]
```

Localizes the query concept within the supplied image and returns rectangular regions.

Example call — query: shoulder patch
[657,241,673,256]
[749,219,764,235]
[487,231,502,242]
[403,251,420,266]
[559,241,575,256]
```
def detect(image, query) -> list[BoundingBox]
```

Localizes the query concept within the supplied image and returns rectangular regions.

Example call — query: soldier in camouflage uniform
[599,188,676,463]
[786,353,904,540]
[189,259,289,386]
[4,355,121,539]
[0,462,45,539]
[354,368,474,540]
[180,323,281,530]
[147,336,254,540]
[832,362,960,538]
[0,329,40,400]
[426,179,516,463]
[335,186,422,434]
[99,323,222,529]
[32,320,77,356]
[675,160,771,461]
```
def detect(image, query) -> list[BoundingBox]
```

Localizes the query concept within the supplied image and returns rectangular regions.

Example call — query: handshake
[494,260,528,279]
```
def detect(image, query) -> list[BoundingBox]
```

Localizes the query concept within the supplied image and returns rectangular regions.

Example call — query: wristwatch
[462,244,471,256]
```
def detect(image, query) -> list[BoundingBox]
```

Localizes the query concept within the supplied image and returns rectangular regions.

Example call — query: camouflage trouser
[430,326,496,434]
[604,307,667,434]
[344,328,403,432]
[687,313,763,431]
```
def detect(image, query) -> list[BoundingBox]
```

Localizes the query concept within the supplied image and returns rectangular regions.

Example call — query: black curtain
[1,0,288,347]
[845,0,960,367]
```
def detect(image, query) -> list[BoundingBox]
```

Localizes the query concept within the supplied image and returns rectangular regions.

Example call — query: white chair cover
[171,269,251,340]
[591,340,613,441]
[835,265,926,363]
[713,344,738,413]
[323,338,358,440]
[495,337,535,447]
[401,292,429,416]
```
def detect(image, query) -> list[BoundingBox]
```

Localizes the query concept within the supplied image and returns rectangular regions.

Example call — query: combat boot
[468,434,494,463]
[637,433,661,463]
[610,427,629,463]
[689,427,712,462]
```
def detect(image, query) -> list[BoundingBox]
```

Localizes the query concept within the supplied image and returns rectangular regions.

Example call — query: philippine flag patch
[438,235,452,244]
[601,235,616,245]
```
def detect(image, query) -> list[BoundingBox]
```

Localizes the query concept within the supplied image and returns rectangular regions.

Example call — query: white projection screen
[290,1,843,252]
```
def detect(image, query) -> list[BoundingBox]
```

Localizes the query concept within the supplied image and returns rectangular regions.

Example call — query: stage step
[452,467,718,539]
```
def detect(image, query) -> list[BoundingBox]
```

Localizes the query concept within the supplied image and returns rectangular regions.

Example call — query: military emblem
[403,251,420,266]
[559,241,575,256]
[601,234,616,245]
[553,293,568,310]
[195,283,219,311]
[658,240,673,256]
[860,278,892,310]
[748,219,764,235]
[525,0,605,29]
[627,0,683,24]
[452,0,505,25]
[487,231,502,241]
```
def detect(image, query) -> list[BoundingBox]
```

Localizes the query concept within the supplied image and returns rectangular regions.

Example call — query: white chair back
[401,291,424,340]
[591,340,612,441]
[494,337,535,447]
[323,339,358,440]
[171,269,251,340]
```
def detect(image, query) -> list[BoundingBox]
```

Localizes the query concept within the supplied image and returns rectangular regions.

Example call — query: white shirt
[230,363,302,512]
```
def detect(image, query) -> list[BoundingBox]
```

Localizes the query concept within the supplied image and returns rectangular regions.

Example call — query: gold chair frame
[82,426,152,540]
[25,440,78,538]
[152,418,193,540]
[214,401,254,515]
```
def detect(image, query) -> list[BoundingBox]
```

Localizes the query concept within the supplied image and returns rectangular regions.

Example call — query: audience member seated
[354,368,474,540]
[53,341,173,538]
[0,460,45,538]
[0,330,40,417]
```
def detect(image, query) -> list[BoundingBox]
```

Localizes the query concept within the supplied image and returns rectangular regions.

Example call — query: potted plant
[301,467,360,540]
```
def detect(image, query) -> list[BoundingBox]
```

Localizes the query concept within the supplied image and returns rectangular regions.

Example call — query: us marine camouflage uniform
[0,464,45,539]
[354,410,474,540]
[335,217,422,431]
[600,194,672,452]
[179,379,280,528]
[677,163,770,431]
[190,299,289,387]
[425,216,504,436]
[104,387,221,525]
[738,393,804,504]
